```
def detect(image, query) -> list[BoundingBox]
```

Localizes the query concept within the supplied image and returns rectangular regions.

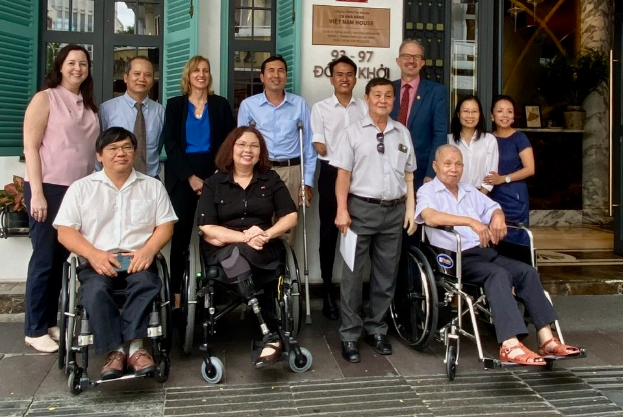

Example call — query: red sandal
[500,342,547,366]
[539,337,580,357]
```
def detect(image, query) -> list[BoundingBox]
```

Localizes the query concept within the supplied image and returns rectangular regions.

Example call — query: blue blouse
[186,102,211,153]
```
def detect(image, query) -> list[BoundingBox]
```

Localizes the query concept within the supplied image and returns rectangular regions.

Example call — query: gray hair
[435,144,462,162]
[398,39,426,57]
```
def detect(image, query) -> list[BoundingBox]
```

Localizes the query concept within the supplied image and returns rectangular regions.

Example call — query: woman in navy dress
[484,95,535,245]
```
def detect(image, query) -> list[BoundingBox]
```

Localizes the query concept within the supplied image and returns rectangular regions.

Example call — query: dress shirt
[53,170,178,253]
[415,177,501,252]
[311,94,367,162]
[448,132,499,191]
[99,93,165,177]
[331,115,416,200]
[399,76,420,122]
[237,91,317,187]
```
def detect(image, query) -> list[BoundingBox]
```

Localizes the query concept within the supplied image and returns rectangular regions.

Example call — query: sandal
[539,337,580,357]
[500,342,546,366]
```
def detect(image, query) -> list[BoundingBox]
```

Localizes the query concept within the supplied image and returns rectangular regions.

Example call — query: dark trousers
[461,247,558,343]
[317,160,338,295]
[23,182,69,338]
[78,268,161,355]
[339,197,404,341]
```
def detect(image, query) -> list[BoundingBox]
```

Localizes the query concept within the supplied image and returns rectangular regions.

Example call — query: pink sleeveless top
[25,86,99,186]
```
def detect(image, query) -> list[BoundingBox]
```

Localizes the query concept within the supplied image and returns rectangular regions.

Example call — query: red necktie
[397,84,411,126]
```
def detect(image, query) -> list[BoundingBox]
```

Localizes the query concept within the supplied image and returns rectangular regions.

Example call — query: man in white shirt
[311,56,367,320]
[54,127,178,380]
[416,145,580,366]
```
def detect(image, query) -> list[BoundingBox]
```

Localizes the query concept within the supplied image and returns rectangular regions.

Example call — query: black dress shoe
[322,294,339,320]
[254,342,281,369]
[365,333,392,355]
[341,341,360,363]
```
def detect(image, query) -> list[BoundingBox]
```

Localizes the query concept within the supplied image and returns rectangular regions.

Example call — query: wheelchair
[57,253,172,395]
[390,223,586,381]
[179,239,312,384]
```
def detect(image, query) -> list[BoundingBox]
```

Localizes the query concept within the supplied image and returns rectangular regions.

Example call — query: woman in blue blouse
[484,95,535,245]
[163,56,235,312]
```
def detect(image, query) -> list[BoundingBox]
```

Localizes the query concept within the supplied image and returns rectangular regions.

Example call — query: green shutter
[0,0,38,156]
[276,0,301,94]
[163,0,198,104]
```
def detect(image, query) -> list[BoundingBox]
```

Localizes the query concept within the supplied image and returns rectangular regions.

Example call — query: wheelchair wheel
[157,256,173,355]
[155,355,170,383]
[58,262,70,370]
[390,247,438,350]
[284,243,303,337]
[446,344,457,381]
[288,347,313,373]
[201,356,224,384]
[59,259,77,374]
[181,244,197,354]
[68,369,82,395]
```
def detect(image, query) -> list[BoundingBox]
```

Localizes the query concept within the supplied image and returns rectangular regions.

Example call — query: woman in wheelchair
[416,145,580,366]
[196,126,298,368]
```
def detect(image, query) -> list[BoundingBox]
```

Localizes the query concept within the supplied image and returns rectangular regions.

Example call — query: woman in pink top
[22,44,99,353]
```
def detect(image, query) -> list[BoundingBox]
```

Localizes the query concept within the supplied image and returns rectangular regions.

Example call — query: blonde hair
[180,55,213,95]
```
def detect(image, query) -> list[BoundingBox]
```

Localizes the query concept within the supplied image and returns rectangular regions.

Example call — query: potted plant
[539,48,609,129]
[0,175,29,238]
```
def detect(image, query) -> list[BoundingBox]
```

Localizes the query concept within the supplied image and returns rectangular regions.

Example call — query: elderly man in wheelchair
[415,144,580,367]
[54,127,178,382]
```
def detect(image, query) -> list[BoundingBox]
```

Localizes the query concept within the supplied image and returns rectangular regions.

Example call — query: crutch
[297,120,312,325]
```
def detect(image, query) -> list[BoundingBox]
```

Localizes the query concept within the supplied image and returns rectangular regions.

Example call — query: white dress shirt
[415,177,501,252]
[448,132,499,191]
[53,170,178,253]
[311,94,367,162]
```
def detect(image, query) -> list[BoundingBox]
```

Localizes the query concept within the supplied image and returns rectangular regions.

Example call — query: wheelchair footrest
[543,347,587,362]
[483,358,502,369]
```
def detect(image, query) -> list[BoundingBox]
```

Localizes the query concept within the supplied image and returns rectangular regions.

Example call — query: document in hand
[339,227,357,272]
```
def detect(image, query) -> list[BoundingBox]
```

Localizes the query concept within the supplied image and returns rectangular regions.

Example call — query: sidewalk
[0,295,621,416]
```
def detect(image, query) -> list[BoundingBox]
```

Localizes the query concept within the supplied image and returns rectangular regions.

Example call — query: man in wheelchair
[415,145,580,366]
[54,127,178,379]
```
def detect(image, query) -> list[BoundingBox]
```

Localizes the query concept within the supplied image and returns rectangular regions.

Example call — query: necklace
[194,105,204,119]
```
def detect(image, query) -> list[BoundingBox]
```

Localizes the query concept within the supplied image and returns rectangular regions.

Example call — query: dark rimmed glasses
[376,132,385,154]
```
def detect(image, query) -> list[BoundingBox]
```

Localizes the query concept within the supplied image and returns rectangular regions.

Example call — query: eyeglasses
[376,133,385,154]
[399,53,424,61]
[104,144,134,154]
[235,141,261,151]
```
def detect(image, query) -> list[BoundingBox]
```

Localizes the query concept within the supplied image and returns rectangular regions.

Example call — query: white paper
[339,227,357,272]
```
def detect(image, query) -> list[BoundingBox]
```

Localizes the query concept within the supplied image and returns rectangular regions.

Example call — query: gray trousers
[339,197,404,341]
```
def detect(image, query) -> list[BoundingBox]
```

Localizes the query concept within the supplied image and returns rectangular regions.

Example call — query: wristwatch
[505,175,511,183]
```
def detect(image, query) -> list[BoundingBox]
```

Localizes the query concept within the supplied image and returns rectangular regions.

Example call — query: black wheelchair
[57,253,172,394]
[390,223,586,381]
[179,240,312,384]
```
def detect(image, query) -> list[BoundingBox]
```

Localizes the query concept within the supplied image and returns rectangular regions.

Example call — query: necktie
[398,84,411,126]
[133,101,147,174]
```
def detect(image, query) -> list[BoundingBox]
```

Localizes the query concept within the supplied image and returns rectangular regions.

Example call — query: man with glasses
[332,78,417,363]
[54,127,177,380]
[391,39,448,188]
[311,56,367,320]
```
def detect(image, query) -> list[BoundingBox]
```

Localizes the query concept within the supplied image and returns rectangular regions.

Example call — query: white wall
[0,157,32,281]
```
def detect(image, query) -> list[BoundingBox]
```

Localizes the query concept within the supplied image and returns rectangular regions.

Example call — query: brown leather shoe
[127,348,156,375]
[101,351,126,380]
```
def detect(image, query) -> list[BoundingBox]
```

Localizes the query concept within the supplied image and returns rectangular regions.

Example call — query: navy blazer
[163,94,235,193]
[390,79,449,187]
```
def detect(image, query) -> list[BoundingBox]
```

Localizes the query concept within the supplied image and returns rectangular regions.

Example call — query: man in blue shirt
[237,56,317,246]
[99,56,165,178]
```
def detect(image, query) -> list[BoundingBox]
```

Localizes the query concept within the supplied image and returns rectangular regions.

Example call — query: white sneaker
[25,335,59,353]
[48,326,60,342]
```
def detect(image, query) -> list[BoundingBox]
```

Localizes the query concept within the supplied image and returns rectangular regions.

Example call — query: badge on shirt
[398,144,408,153]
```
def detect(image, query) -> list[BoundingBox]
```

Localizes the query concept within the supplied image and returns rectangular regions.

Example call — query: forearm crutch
[297,120,312,325]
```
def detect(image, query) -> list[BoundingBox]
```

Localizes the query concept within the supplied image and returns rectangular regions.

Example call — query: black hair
[260,55,288,74]
[450,95,486,144]
[365,77,395,96]
[124,56,152,75]
[490,94,516,113]
[95,127,138,154]
[328,55,357,76]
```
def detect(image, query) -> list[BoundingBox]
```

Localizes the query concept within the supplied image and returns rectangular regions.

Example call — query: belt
[349,194,406,207]
[270,157,300,167]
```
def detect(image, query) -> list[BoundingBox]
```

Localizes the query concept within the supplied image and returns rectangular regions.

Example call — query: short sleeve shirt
[197,169,297,230]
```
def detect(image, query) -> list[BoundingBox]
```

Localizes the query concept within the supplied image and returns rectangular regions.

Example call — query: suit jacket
[390,78,449,188]
[163,94,235,193]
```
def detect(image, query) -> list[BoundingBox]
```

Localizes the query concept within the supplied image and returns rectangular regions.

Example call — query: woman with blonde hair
[163,55,235,314]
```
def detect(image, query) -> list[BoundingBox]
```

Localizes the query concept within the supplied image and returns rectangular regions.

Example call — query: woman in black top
[197,126,297,368]
[163,56,235,311]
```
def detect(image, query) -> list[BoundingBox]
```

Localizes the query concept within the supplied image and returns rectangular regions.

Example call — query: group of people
[20,39,579,380]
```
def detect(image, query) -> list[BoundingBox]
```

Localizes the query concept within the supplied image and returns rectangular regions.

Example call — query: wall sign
[312,5,390,48]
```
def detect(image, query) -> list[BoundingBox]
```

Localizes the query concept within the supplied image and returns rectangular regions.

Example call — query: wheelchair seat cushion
[201,241,286,272]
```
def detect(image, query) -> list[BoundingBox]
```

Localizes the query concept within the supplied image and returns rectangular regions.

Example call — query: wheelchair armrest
[431,225,456,233]
[506,221,527,229]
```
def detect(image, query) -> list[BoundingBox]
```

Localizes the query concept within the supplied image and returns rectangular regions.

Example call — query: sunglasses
[376,132,385,154]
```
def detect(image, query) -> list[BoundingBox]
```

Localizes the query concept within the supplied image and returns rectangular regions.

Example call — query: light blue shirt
[237,91,317,187]
[99,92,165,177]
[415,177,501,252]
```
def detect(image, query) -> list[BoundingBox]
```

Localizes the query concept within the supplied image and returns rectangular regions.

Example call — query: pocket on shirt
[389,146,409,173]
[275,119,299,138]
[131,199,155,225]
